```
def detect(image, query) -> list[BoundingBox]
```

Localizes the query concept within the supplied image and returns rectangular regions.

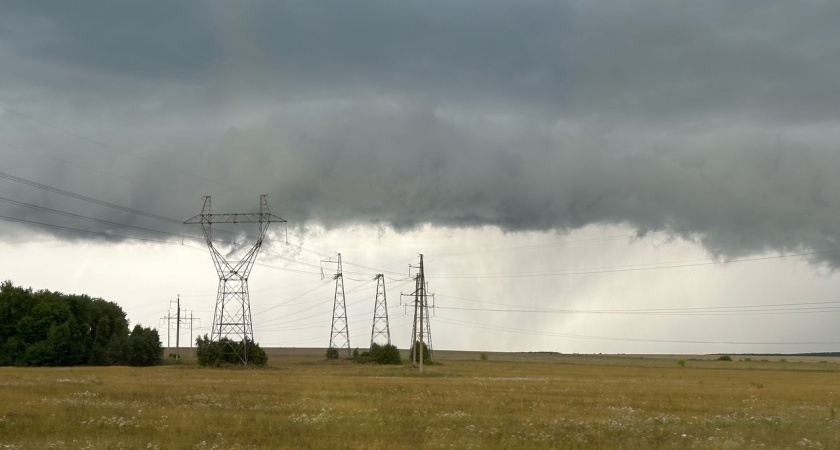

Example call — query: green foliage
[480,352,488,361]
[717,355,732,361]
[249,345,268,366]
[126,325,163,366]
[195,335,268,366]
[0,280,158,367]
[409,341,431,363]
[325,347,339,360]
[367,343,401,365]
[677,359,686,367]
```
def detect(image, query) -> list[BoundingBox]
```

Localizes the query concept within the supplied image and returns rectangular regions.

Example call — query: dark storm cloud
[2,1,840,264]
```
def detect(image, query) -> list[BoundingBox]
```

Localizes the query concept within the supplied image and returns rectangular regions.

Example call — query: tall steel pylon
[409,254,433,371]
[370,274,390,347]
[326,253,351,357]
[184,195,285,364]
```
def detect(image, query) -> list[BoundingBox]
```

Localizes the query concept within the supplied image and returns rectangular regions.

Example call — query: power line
[0,104,256,195]
[0,138,124,180]
[435,305,840,316]
[428,249,840,279]
[435,293,840,315]
[434,315,840,346]
[0,195,203,243]
[0,170,181,224]
[0,213,194,246]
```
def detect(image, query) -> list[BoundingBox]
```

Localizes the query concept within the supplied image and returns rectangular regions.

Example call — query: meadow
[1,350,838,449]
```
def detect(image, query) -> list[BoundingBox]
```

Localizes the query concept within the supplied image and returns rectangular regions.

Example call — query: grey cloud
[3,1,839,119]
[1,2,840,266]
[175,101,840,266]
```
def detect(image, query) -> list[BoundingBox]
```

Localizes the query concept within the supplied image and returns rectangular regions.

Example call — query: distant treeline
[0,281,162,366]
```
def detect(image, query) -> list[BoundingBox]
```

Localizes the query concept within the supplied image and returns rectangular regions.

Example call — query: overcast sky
[1,1,839,354]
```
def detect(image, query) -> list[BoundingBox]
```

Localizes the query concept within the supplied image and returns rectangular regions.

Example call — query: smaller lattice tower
[370,274,391,347]
[326,253,351,357]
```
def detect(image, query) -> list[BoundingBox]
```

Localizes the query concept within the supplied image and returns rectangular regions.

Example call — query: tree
[195,335,222,367]
[0,281,161,367]
[126,325,163,366]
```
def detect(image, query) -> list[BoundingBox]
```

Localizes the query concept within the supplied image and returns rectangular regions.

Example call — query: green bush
[717,355,732,361]
[409,341,430,363]
[325,347,339,360]
[248,345,268,366]
[195,335,267,366]
[370,343,401,365]
[480,352,488,361]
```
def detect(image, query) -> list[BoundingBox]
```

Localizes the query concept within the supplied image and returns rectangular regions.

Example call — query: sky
[1,1,840,354]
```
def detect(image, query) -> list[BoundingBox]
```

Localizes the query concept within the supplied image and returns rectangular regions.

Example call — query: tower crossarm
[183,212,286,225]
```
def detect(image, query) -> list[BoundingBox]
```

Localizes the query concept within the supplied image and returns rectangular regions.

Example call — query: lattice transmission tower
[325,253,351,357]
[408,254,434,371]
[370,274,390,347]
[184,195,285,364]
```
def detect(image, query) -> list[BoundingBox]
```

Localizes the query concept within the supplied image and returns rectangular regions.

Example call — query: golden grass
[1,351,838,449]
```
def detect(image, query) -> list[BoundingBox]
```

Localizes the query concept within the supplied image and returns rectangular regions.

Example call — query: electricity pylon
[409,254,433,371]
[370,274,390,347]
[326,253,351,357]
[184,195,285,364]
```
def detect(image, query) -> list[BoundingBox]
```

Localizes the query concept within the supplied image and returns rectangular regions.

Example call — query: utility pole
[184,195,286,364]
[162,297,200,357]
[326,253,351,357]
[370,274,390,348]
[177,309,200,357]
[161,311,171,348]
[190,310,194,354]
[175,295,180,349]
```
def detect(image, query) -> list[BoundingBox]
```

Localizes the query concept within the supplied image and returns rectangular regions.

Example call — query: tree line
[0,281,162,366]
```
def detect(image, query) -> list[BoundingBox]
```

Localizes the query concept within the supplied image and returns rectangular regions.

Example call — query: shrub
[480,352,488,361]
[677,359,686,367]
[409,341,430,363]
[370,343,401,365]
[248,345,268,366]
[195,335,267,366]
[325,347,339,360]
[717,355,732,361]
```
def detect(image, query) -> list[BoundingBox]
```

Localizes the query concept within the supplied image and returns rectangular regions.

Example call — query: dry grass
[1,351,839,449]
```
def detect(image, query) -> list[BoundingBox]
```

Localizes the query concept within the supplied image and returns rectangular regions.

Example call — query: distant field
[1,350,839,449]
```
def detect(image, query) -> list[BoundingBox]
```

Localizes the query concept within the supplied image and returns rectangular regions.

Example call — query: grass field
[1,350,838,449]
